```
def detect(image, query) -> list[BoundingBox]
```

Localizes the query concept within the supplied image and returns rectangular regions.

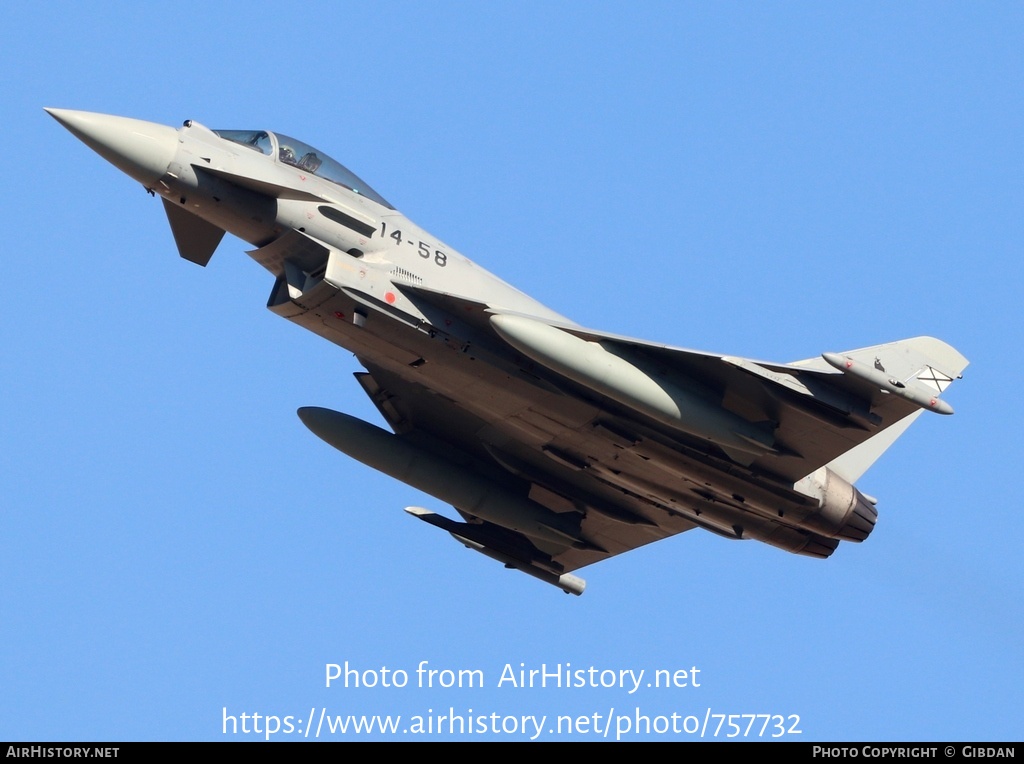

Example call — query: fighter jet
[48,109,967,595]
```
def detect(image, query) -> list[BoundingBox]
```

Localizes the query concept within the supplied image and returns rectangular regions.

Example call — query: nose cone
[45,108,178,186]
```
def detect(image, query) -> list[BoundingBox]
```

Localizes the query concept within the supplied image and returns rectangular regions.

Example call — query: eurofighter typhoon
[48,109,967,595]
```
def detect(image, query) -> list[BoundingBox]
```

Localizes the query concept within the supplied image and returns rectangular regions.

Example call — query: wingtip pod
[821,352,955,415]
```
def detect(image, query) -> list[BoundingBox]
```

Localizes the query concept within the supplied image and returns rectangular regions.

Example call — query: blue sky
[2,2,1021,741]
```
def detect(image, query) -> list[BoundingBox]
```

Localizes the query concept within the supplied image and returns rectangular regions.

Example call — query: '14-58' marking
[380,222,447,267]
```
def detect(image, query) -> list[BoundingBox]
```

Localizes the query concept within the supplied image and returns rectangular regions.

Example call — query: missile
[297,406,590,548]
[821,353,954,415]
[404,507,586,595]
[490,314,776,458]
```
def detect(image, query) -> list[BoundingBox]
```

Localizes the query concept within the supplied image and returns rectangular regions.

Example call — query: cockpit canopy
[213,129,393,209]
